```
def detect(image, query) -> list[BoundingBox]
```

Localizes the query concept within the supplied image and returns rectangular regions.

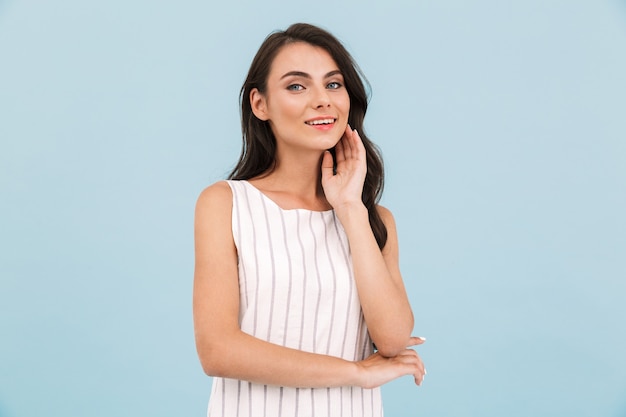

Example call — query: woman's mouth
[305,118,336,126]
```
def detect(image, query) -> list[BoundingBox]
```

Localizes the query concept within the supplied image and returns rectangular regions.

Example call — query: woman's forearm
[196,327,423,389]
[197,328,361,388]
[333,203,414,357]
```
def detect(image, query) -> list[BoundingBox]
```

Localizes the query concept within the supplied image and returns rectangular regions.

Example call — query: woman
[193,23,426,417]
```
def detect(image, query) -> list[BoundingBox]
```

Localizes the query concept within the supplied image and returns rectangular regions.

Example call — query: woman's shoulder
[375,204,400,255]
[194,181,237,262]
[375,204,396,227]
[195,180,234,214]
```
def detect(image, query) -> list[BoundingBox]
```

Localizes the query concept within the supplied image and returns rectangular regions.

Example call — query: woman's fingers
[407,336,427,347]
[396,340,427,386]
[330,124,365,171]
[335,124,357,163]
[356,347,426,389]
[351,128,365,160]
[322,124,368,209]
[396,349,425,386]
[414,367,426,386]
[406,336,427,385]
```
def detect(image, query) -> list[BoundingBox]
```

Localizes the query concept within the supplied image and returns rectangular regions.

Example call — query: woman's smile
[250,41,350,152]
[305,116,337,130]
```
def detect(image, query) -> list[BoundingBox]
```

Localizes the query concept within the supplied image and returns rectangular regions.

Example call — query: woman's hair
[229,23,388,249]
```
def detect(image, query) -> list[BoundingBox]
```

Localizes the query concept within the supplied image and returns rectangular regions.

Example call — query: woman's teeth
[306,119,335,125]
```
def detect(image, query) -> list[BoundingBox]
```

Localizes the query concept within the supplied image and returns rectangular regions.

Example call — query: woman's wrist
[347,359,366,388]
[333,201,368,226]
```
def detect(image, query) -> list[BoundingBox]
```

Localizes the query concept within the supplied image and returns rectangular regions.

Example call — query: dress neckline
[240,180,334,214]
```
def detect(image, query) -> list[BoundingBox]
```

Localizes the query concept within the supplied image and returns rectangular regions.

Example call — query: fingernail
[418,337,426,341]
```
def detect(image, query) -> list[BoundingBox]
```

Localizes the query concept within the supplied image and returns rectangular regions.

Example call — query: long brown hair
[229,23,388,249]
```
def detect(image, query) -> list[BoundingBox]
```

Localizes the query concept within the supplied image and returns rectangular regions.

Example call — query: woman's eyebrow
[280,70,342,80]
[325,70,342,78]
[280,71,310,80]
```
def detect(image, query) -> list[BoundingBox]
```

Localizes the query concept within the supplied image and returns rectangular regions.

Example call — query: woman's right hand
[355,336,426,389]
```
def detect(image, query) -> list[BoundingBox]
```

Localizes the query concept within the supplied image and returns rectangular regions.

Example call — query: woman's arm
[193,181,425,388]
[334,203,415,357]
[321,127,416,358]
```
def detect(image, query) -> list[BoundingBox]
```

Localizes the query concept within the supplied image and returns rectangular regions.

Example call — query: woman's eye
[327,82,342,89]
[287,84,304,91]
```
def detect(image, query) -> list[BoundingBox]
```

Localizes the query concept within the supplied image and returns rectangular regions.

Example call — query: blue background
[1,1,625,416]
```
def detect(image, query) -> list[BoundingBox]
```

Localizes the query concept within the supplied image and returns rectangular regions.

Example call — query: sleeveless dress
[207,180,383,417]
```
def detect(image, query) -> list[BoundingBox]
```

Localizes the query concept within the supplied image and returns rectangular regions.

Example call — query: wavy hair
[229,23,387,249]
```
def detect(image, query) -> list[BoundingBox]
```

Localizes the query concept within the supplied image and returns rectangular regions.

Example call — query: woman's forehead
[269,42,340,79]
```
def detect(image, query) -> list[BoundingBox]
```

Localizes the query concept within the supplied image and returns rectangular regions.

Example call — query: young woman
[193,23,426,417]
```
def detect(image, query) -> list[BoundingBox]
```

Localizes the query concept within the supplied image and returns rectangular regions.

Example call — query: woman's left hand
[321,124,367,210]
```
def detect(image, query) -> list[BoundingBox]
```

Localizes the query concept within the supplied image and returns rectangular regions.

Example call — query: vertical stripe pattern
[207,180,382,417]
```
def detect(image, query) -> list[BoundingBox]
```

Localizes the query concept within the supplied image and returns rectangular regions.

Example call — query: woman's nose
[311,86,331,108]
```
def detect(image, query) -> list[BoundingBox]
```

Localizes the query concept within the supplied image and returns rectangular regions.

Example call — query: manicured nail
[418,337,426,341]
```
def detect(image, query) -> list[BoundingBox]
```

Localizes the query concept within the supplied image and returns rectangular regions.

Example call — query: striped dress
[207,180,383,417]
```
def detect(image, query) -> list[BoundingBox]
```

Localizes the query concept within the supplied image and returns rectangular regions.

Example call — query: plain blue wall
[1,1,625,416]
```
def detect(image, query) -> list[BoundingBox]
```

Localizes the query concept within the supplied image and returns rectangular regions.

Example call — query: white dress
[207,180,383,417]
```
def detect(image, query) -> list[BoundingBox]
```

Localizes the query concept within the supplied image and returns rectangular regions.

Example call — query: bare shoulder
[194,181,235,241]
[375,204,397,229]
[375,204,399,257]
[194,181,237,261]
[195,181,233,216]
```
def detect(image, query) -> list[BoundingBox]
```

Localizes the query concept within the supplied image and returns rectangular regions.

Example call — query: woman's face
[251,42,350,155]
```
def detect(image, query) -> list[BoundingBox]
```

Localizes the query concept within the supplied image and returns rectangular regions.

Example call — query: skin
[193,41,426,389]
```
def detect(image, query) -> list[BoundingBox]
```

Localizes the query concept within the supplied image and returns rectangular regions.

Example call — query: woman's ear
[250,88,269,121]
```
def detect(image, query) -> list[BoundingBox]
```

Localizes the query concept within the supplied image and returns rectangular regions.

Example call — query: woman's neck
[249,151,331,211]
